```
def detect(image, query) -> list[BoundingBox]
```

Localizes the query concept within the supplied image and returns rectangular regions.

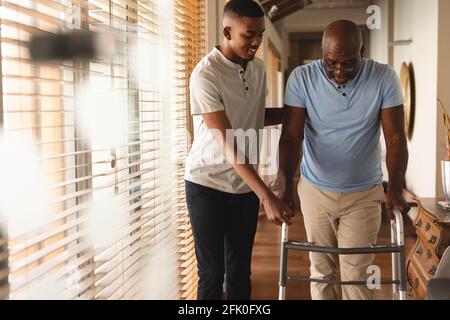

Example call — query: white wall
[392,0,438,197]
[436,0,450,198]
[284,7,369,33]
[369,0,389,64]
[206,0,226,52]
[369,0,390,183]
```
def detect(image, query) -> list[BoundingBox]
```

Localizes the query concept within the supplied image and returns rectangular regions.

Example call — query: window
[0,0,204,300]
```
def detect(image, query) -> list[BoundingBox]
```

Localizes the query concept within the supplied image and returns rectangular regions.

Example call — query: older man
[278,20,411,300]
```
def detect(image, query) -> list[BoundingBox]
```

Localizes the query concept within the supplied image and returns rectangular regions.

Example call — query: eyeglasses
[323,59,358,72]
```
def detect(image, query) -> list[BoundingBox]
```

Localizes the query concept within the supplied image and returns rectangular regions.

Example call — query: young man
[278,20,411,300]
[185,0,292,300]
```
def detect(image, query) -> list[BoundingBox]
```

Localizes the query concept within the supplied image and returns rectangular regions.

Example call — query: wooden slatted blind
[0,0,204,300]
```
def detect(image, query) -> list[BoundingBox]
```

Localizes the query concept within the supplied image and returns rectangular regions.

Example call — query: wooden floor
[251,213,416,300]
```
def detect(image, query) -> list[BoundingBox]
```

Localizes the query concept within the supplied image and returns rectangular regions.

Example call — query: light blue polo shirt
[284,58,404,192]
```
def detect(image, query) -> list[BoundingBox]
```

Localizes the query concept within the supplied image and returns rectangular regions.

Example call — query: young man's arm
[278,106,306,214]
[264,108,284,126]
[381,105,411,220]
[202,111,293,225]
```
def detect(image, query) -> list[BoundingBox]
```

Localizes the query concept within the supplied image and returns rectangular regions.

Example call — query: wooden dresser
[406,198,450,300]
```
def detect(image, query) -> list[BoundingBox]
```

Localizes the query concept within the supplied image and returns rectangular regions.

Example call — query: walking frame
[279,209,412,300]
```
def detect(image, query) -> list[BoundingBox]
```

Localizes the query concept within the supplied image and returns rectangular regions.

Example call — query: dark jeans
[185,180,260,300]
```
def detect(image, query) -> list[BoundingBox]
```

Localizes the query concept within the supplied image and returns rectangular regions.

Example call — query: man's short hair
[224,0,265,18]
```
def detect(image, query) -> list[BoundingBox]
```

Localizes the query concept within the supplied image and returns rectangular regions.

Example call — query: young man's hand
[261,192,294,226]
[273,173,300,216]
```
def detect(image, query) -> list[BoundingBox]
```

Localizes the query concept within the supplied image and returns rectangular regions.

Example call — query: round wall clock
[400,62,416,140]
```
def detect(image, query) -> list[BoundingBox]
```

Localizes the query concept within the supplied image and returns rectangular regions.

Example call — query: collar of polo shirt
[321,58,366,90]
[213,46,251,75]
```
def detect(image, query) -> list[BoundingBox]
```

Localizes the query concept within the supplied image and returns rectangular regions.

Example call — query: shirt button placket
[239,70,247,95]
[343,91,351,109]
[338,85,349,108]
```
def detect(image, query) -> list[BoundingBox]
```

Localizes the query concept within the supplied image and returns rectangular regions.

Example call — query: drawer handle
[416,247,424,255]
[427,250,432,259]
[416,219,423,227]
[429,236,438,244]
[429,266,438,276]
[415,278,420,289]
[425,223,431,232]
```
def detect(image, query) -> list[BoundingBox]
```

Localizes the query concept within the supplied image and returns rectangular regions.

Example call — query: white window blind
[0,0,204,300]
[173,0,205,300]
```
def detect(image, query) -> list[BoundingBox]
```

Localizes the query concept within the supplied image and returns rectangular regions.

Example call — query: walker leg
[398,244,407,300]
[393,209,407,300]
[279,223,288,300]
[391,220,399,299]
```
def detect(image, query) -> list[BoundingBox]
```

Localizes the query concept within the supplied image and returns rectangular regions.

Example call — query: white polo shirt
[184,46,267,194]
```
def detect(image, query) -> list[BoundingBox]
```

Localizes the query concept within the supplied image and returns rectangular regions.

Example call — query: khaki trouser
[298,177,385,300]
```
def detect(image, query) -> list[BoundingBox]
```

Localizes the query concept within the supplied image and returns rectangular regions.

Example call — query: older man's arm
[278,106,306,214]
[381,105,411,220]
